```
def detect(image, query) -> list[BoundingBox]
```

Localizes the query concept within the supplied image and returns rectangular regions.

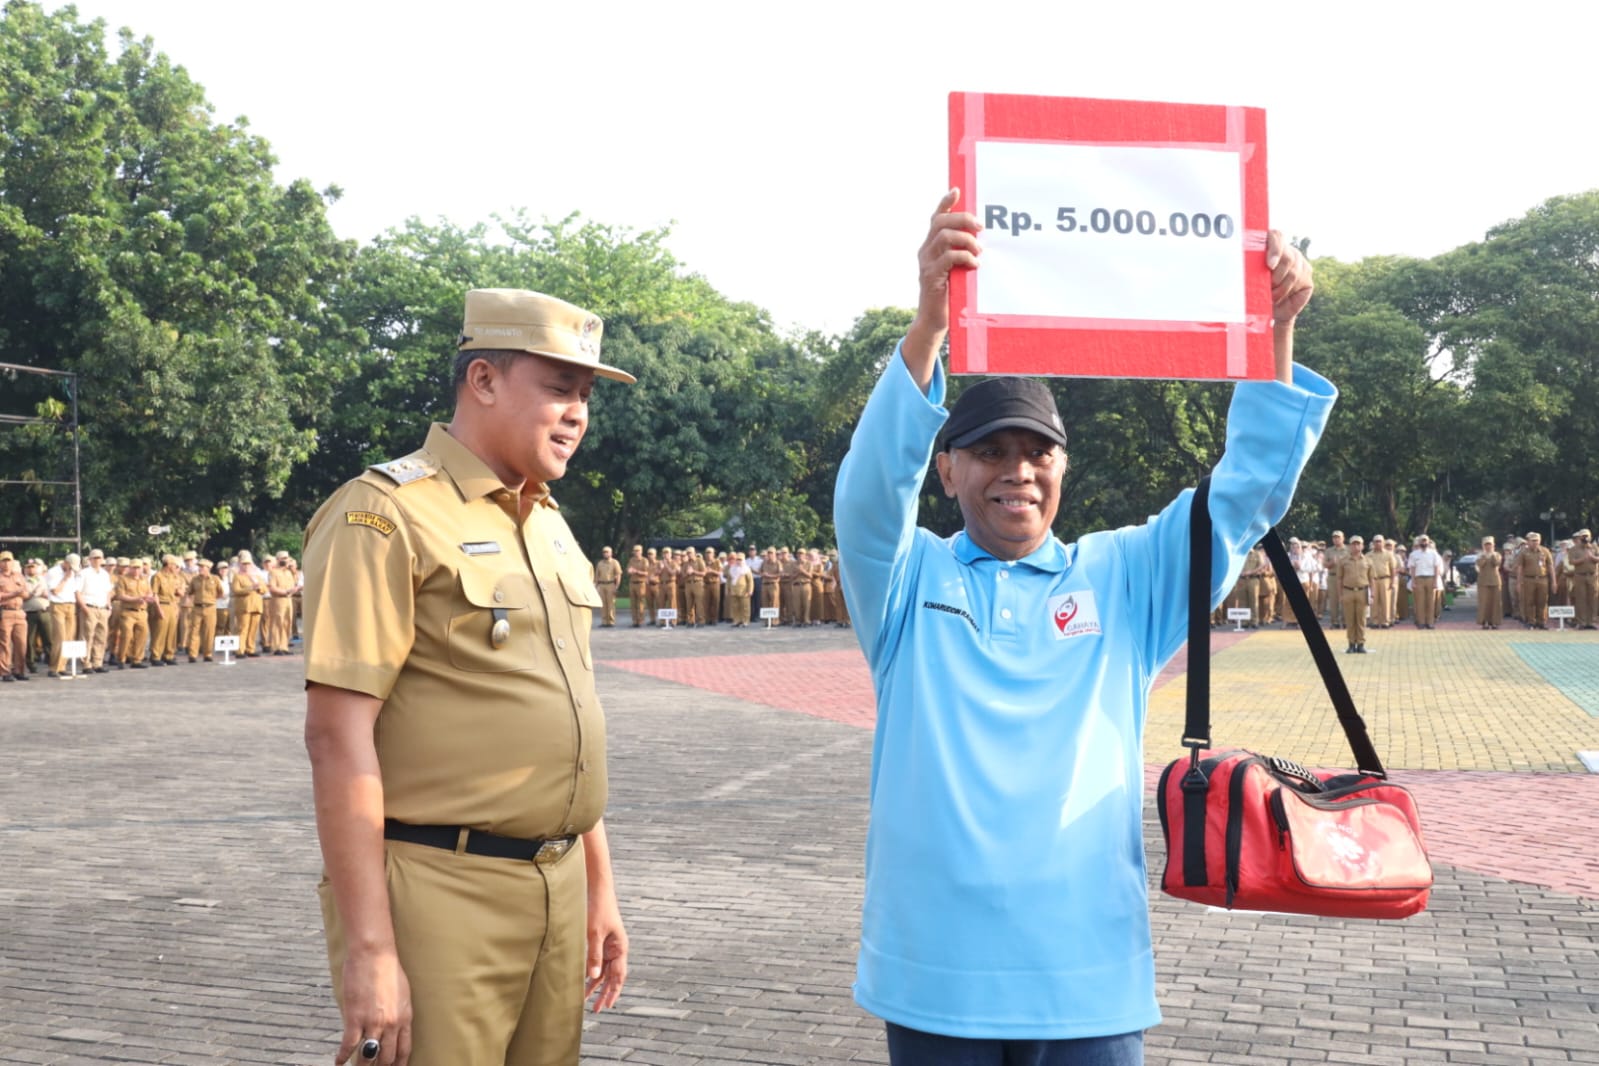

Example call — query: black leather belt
[383,819,576,864]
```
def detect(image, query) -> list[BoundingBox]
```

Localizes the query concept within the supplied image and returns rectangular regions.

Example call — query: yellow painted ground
[1144,627,1599,772]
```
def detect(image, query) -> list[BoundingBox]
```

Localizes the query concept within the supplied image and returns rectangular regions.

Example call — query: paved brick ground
[1,620,1595,1064]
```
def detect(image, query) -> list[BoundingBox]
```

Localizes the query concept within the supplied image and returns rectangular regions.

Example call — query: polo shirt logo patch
[345,511,396,536]
[1049,591,1101,640]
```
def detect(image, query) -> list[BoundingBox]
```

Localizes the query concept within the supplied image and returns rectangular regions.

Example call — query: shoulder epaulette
[367,451,438,486]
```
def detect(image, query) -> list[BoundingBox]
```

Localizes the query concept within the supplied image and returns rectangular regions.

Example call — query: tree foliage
[0,0,357,556]
[3,4,1596,564]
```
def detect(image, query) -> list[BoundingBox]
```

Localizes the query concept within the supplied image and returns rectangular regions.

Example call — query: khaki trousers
[629,581,648,626]
[762,579,781,623]
[320,839,587,1066]
[1522,576,1549,627]
[237,610,262,655]
[118,608,149,665]
[267,598,293,651]
[1574,573,1597,627]
[187,605,218,659]
[1412,576,1437,626]
[1369,578,1392,626]
[1477,584,1502,626]
[597,584,617,626]
[152,603,179,661]
[1342,587,1368,646]
[80,604,110,668]
[0,611,25,676]
[49,602,78,673]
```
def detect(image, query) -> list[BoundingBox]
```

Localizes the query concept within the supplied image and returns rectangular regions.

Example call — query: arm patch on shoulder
[346,511,397,536]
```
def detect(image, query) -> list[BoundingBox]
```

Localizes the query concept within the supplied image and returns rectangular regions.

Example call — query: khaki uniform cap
[458,288,636,384]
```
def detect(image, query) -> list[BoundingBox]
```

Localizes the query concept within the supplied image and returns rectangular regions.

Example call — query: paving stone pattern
[0,624,1594,1064]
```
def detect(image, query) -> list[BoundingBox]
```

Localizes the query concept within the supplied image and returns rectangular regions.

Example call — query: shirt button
[564,824,576,834]
[1001,608,1012,620]
[998,570,1009,581]
[556,637,566,649]
[493,590,504,603]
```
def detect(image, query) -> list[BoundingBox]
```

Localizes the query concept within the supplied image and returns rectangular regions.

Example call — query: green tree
[0,1,358,555]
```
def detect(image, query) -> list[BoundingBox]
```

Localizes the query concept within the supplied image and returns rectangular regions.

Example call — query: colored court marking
[1510,643,1599,716]
[603,632,1599,898]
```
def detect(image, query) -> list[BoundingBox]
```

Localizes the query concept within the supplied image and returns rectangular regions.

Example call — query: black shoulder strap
[1185,478,1386,777]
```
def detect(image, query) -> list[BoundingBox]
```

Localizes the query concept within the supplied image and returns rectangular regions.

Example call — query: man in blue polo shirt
[834,190,1334,1065]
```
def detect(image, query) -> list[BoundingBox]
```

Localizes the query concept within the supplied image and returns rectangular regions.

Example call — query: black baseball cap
[941,377,1067,451]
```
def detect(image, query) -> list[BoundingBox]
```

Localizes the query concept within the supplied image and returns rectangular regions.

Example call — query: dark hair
[453,348,522,388]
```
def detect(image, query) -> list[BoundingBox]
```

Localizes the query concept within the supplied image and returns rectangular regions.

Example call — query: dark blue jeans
[886,1023,1144,1066]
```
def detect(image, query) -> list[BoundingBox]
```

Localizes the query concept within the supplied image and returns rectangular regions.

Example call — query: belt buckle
[534,837,571,864]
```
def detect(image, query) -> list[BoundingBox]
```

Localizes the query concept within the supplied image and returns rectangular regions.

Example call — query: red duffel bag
[1156,481,1433,920]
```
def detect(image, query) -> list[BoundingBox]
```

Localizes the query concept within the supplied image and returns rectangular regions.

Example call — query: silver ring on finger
[360,1037,381,1060]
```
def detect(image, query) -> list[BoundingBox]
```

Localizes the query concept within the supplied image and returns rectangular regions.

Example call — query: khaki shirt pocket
[448,568,537,672]
[558,571,602,669]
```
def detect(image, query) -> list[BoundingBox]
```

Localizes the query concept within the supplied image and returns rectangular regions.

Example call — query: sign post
[1549,605,1576,631]
[759,606,780,630]
[214,635,240,665]
[61,639,87,679]
[1226,607,1252,632]
[656,608,677,631]
[948,92,1271,380]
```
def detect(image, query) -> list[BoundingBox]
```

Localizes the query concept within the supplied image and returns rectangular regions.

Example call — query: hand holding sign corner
[906,187,983,391]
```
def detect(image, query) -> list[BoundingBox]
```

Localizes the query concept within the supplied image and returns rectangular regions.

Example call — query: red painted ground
[604,648,1599,899]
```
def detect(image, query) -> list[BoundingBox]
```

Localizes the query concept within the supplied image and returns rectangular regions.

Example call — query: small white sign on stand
[61,639,88,678]
[655,608,677,631]
[1549,605,1576,630]
[759,606,780,629]
[1226,608,1252,632]
[214,635,240,665]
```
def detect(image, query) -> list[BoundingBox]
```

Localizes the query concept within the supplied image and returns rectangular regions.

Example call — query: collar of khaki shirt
[424,423,556,511]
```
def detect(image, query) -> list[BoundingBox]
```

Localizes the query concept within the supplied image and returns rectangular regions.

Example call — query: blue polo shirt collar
[951,531,1070,573]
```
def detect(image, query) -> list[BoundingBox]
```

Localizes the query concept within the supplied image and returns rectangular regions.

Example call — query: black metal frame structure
[0,361,82,554]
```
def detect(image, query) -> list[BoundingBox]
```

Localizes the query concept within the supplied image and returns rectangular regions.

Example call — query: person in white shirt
[45,553,82,677]
[1407,536,1445,629]
[77,549,115,672]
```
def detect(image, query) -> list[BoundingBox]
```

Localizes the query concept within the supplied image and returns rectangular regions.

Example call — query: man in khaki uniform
[680,547,706,627]
[1323,531,1348,627]
[703,548,723,625]
[187,560,223,661]
[1517,531,1555,629]
[150,554,186,665]
[114,560,154,668]
[0,551,27,682]
[78,549,115,672]
[1238,543,1268,627]
[1340,535,1374,653]
[1366,535,1394,628]
[654,547,678,624]
[1568,529,1598,629]
[266,552,298,654]
[1475,537,1503,629]
[176,550,199,652]
[45,553,81,677]
[231,552,266,656]
[593,547,622,627]
[626,546,649,627]
[761,547,782,624]
[303,288,629,1066]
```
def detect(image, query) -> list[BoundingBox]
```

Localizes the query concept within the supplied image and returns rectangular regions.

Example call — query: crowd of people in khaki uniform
[0,545,304,681]
[1213,527,1599,654]
[600,543,851,629]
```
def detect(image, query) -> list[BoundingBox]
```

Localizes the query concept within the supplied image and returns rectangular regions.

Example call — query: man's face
[602,548,612,559]
[1331,534,1344,547]
[484,353,594,485]
[1349,541,1364,557]
[632,547,643,558]
[89,556,103,570]
[935,429,1065,562]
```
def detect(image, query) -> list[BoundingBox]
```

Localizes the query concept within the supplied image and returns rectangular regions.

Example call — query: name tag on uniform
[460,541,501,556]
